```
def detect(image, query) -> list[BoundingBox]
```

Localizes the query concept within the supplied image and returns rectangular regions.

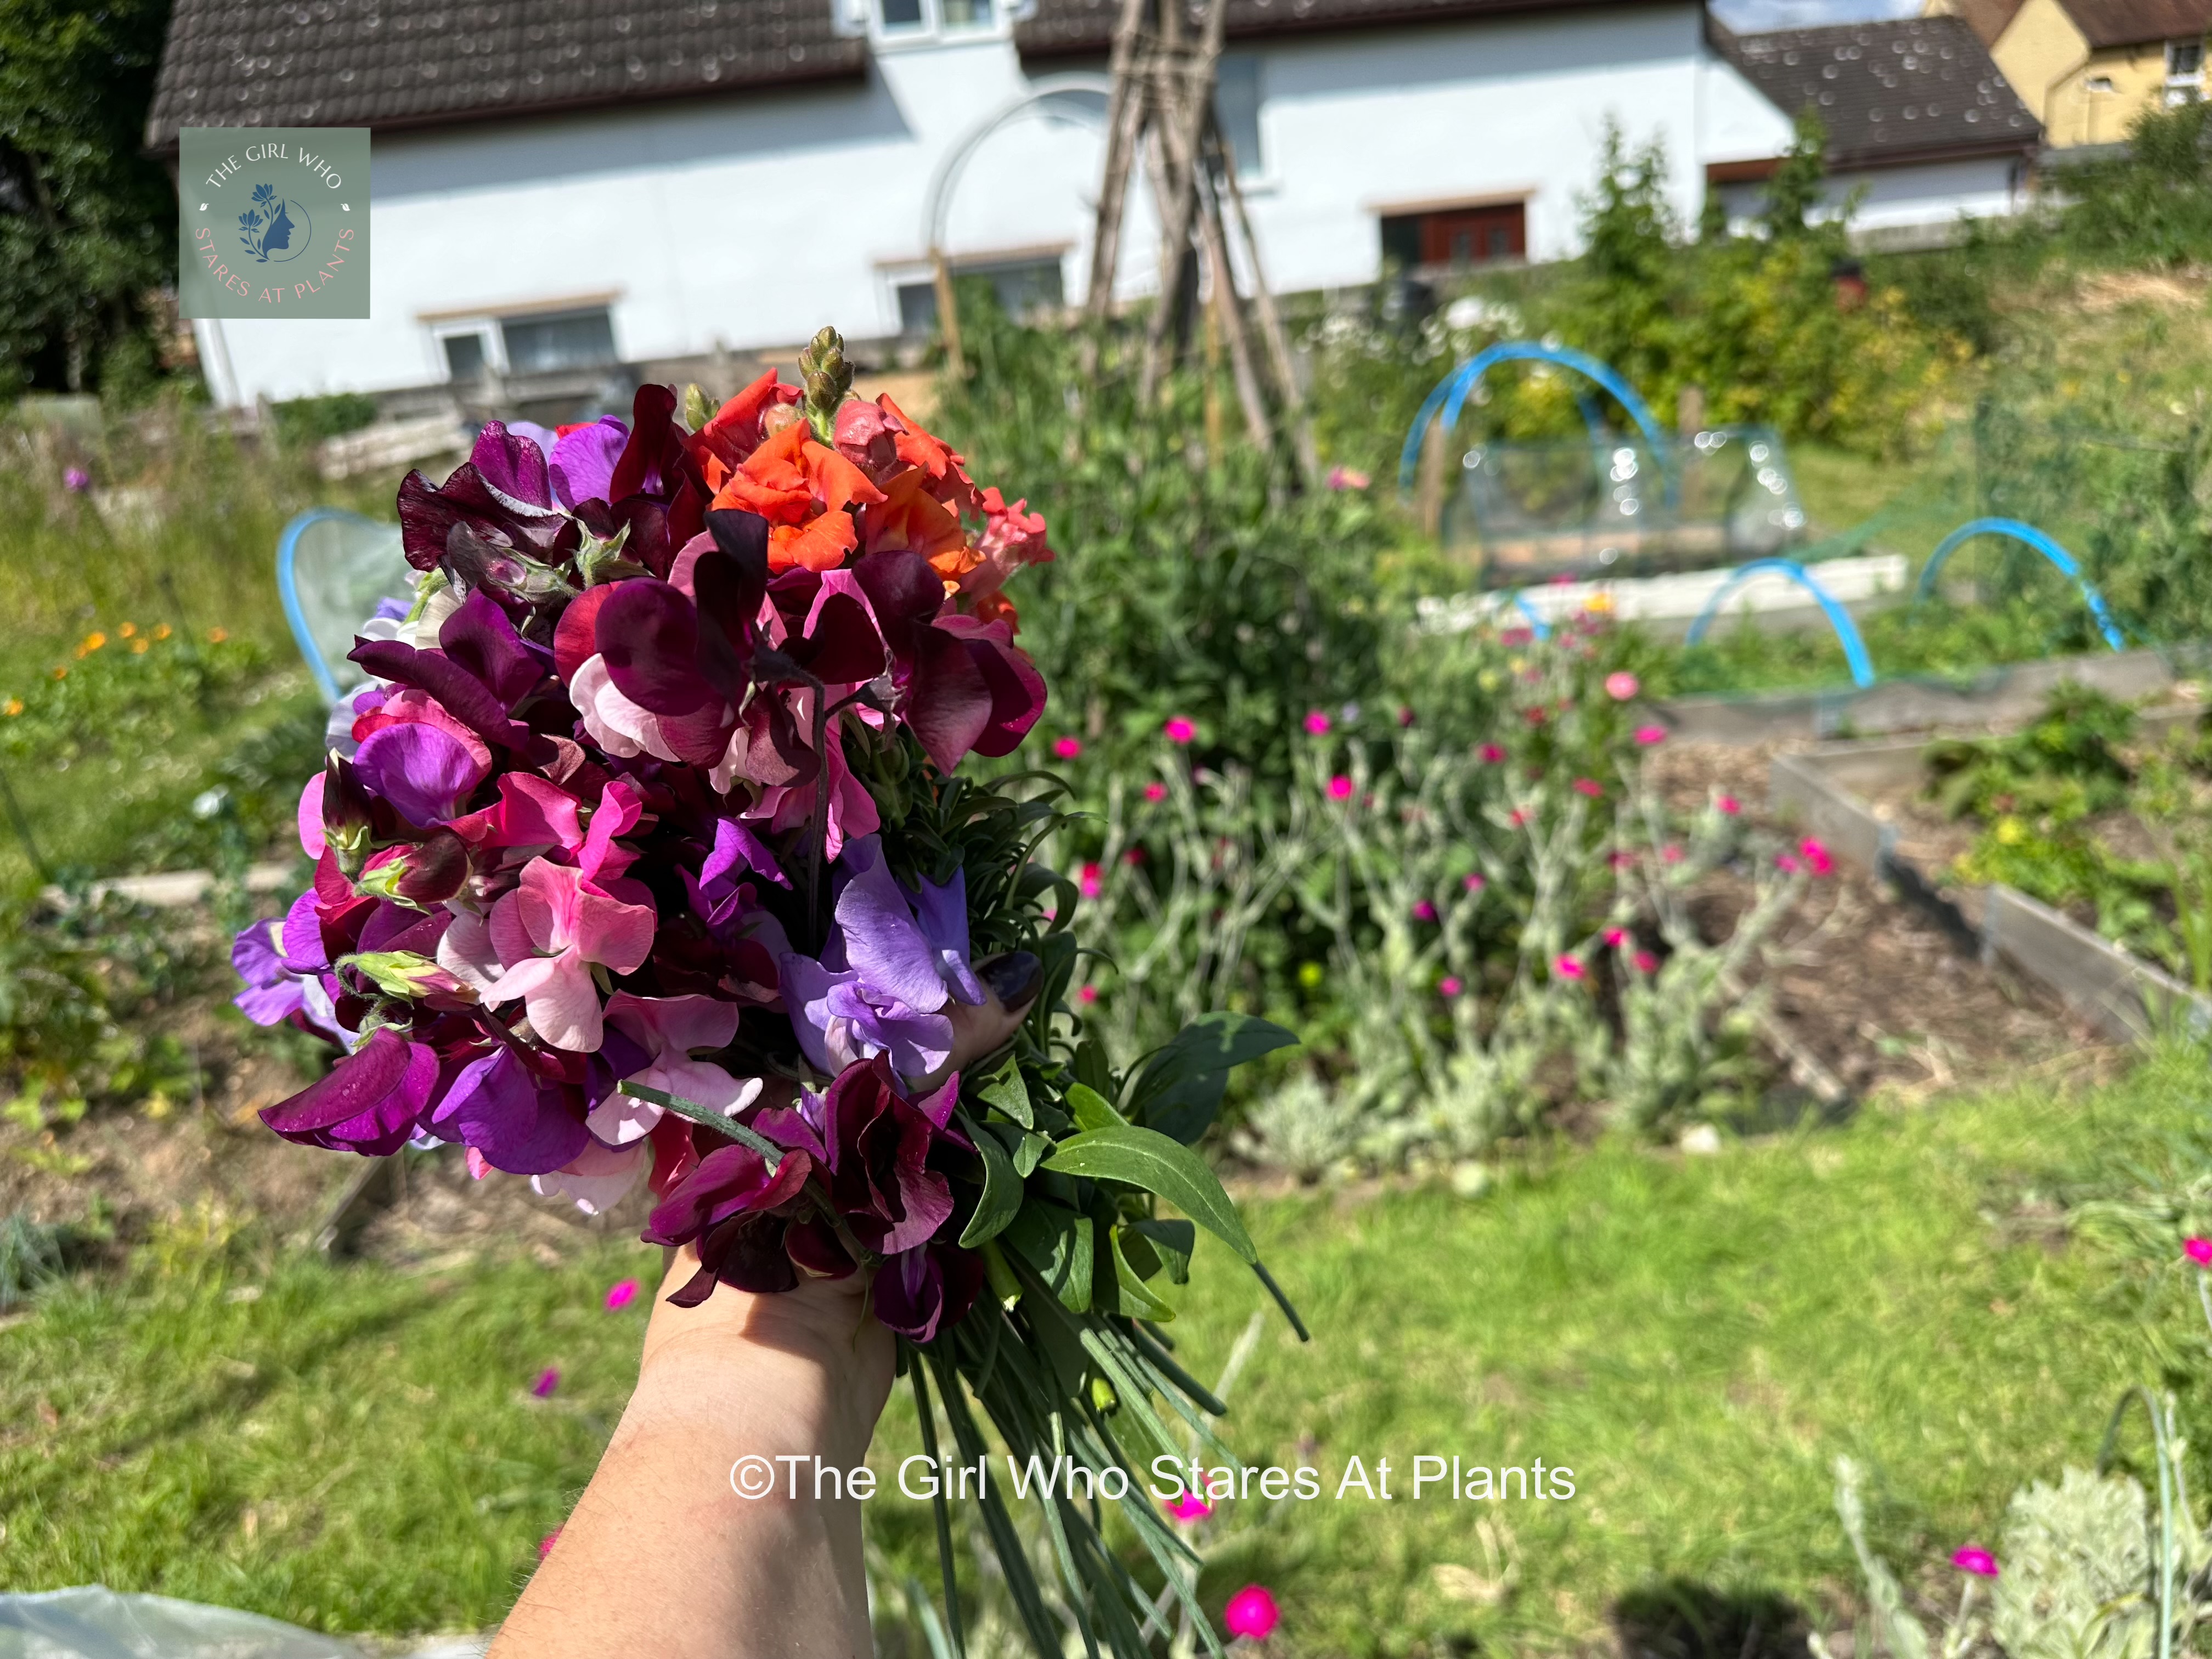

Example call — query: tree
[1761,107,1830,240]
[0,0,177,398]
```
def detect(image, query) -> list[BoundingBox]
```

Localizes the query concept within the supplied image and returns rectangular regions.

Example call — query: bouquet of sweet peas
[232,328,1300,1655]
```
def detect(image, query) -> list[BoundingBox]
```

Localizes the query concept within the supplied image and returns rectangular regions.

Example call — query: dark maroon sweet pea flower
[395,432,578,573]
[874,1240,985,1342]
[820,1054,963,1257]
[644,1140,819,1306]
[261,1025,442,1155]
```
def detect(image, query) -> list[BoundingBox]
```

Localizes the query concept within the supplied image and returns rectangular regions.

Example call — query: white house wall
[1716,152,2023,231]
[200,3,1794,407]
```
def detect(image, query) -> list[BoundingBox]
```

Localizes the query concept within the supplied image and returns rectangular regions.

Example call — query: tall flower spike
[800,325,853,444]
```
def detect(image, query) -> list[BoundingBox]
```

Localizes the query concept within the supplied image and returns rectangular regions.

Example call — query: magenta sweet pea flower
[605,1278,640,1311]
[1223,1584,1279,1641]
[1950,1547,1999,1578]
[1304,710,1331,735]
[1053,736,1083,760]
[260,1025,442,1156]
[1605,671,1640,701]
[1165,716,1195,744]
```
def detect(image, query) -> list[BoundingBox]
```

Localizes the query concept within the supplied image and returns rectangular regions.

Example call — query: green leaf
[1072,1036,1114,1098]
[976,1056,1032,1130]
[1126,1012,1299,1143]
[1065,1082,1126,1131]
[959,1131,1025,1248]
[1012,1131,1049,1177]
[1110,1228,1176,1322]
[1042,1126,1256,1264]
[1127,1217,1195,1283]
[1003,1199,1093,1312]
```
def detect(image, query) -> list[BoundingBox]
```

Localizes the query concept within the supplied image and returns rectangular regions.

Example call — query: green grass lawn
[5,1051,2207,1652]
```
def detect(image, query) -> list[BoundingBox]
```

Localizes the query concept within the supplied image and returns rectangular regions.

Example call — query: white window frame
[2166,37,2205,103]
[429,317,504,382]
[852,0,1032,50]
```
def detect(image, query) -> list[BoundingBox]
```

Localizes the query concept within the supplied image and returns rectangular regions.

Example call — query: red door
[1420,203,1526,266]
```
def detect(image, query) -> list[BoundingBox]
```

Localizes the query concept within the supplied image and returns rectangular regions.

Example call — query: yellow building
[1927,0,2211,145]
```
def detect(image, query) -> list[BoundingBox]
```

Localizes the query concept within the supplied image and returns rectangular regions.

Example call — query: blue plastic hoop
[276,506,386,703]
[1914,517,2126,653]
[1685,558,1878,689]
[1397,341,1676,502]
[1509,590,1553,641]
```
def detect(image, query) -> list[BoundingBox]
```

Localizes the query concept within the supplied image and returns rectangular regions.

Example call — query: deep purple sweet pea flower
[549,416,629,509]
[232,892,348,1042]
[261,1025,442,1154]
[430,1046,591,1176]
[777,836,981,1082]
[352,721,489,826]
[875,1240,986,1342]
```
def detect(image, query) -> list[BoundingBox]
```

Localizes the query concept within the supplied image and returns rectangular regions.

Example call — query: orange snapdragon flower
[709,421,885,574]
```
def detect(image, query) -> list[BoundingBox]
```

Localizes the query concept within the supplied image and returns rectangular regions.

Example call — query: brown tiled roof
[2057,0,2212,48]
[1016,0,1679,58]
[1717,15,2039,167]
[1943,0,2027,48]
[146,1,867,152]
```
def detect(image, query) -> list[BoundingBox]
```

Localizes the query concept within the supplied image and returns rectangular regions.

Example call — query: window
[501,308,617,375]
[1216,55,1264,180]
[1379,202,1527,270]
[441,330,490,382]
[2168,37,2203,76]
[896,256,1065,334]
[874,0,996,39]
[2085,74,2115,92]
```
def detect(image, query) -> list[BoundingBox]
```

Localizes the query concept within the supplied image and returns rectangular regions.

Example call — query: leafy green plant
[1925,681,2137,823]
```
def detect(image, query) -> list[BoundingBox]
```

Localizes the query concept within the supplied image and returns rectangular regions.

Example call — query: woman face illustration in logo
[238,182,313,264]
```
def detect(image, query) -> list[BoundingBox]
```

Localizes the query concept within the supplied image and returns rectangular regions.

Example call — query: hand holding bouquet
[234,328,1301,1655]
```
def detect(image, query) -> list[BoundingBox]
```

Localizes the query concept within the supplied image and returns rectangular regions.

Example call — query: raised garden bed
[1768,703,2212,1043]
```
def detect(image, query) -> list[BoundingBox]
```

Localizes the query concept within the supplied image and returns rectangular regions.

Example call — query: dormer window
[874,0,1001,41]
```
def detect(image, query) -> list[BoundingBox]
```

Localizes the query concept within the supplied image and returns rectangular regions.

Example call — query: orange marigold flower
[207,627,229,643]
[709,421,884,574]
[152,623,172,640]
[50,666,67,681]
[132,638,149,654]
[2,697,21,716]
[76,631,106,657]
[119,622,137,638]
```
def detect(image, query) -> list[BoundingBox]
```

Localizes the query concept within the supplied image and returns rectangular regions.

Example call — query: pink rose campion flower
[1604,928,1628,947]
[1775,852,1802,874]
[1223,1585,1279,1641]
[1634,725,1667,746]
[1144,782,1169,802]
[1438,976,1464,997]
[1166,1491,1214,1522]
[1479,744,1505,763]
[2187,1237,2212,1266]
[1053,736,1083,760]
[1304,710,1331,735]
[1165,716,1195,744]
[532,1367,560,1398]
[1555,955,1586,980]
[1572,778,1602,798]
[1327,775,1354,801]
[1463,872,1486,891]
[1633,950,1659,973]
[605,1278,640,1311]
[1077,985,1098,1005]
[1080,862,1104,900]
[1799,837,1834,876]
[1605,671,1640,701]
[1716,794,1741,816]
[1413,900,1438,922]
[1951,1547,1999,1578]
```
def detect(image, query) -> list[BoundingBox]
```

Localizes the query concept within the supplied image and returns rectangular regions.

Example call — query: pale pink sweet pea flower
[461,859,656,1052]
[1951,1547,1999,1578]
[1165,716,1196,744]
[1223,1585,1279,1641]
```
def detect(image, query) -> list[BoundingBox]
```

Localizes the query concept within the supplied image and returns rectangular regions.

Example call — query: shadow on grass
[1611,1579,1815,1659]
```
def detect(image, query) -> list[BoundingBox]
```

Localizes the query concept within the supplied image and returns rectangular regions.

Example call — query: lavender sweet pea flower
[906,865,984,1007]
[232,893,348,1043]
[549,416,629,509]
[778,836,961,1082]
